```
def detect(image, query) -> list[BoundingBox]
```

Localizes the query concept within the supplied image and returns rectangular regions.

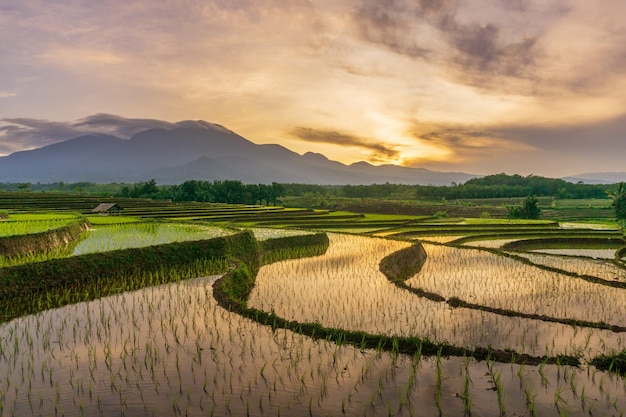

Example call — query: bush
[508,196,541,219]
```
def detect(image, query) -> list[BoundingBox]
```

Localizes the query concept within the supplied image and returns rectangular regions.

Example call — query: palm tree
[606,182,626,223]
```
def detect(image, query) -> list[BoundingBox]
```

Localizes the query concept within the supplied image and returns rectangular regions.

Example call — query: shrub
[508,195,541,219]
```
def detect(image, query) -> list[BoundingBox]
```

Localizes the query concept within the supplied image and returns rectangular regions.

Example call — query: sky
[1,0,626,178]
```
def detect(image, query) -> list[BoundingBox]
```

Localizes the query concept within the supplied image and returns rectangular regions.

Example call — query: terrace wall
[0,218,90,257]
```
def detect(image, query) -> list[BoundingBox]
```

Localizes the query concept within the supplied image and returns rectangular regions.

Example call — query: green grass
[0,214,82,237]
[463,218,557,225]
[84,215,143,225]
[6,213,82,221]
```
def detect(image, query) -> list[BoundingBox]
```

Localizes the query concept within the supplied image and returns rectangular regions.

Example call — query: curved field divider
[501,236,626,251]
[0,218,90,257]
[214,236,579,366]
[381,241,626,334]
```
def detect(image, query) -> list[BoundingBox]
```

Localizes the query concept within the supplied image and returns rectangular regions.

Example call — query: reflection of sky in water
[73,223,233,254]
[408,244,626,326]
[518,252,626,282]
[250,235,626,358]
[0,245,625,415]
[0,276,447,417]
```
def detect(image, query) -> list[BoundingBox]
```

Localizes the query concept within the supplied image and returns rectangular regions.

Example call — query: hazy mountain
[0,121,477,185]
[564,172,626,184]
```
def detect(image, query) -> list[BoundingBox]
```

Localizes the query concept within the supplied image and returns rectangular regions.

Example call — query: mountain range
[2,120,624,185]
[0,121,478,185]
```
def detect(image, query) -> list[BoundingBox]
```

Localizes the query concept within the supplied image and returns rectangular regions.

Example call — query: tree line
[119,179,285,205]
[1,173,619,207]
[414,174,609,200]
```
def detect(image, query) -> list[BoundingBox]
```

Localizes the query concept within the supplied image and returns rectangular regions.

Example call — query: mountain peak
[174,120,234,134]
[303,151,329,161]
[350,161,374,168]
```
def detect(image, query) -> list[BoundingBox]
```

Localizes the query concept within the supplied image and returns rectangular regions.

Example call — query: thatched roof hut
[92,203,123,215]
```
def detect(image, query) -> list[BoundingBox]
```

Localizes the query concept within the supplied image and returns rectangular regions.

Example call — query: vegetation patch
[0,230,258,323]
[590,350,626,375]
[259,232,329,265]
[379,242,428,282]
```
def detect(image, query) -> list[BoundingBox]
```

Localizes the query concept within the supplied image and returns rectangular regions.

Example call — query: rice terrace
[0,187,625,417]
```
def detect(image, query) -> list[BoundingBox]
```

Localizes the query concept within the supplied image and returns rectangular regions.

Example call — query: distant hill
[0,121,477,185]
[564,172,626,184]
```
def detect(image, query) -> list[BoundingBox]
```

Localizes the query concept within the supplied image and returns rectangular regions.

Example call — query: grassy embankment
[0,231,257,322]
[0,218,90,257]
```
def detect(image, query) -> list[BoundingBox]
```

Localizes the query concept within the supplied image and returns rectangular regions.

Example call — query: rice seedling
[405,243,626,331]
[0,210,625,416]
[72,222,234,255]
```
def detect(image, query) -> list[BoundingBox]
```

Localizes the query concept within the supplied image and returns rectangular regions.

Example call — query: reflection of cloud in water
[1,244,626,415]
[409,244,626,326]
[250,234,626,357]
[519,252,626,282]
[0,276,451,416]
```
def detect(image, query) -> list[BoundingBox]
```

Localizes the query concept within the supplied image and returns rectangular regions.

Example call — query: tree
[508,195,541,219]
[268,182,285,206]
[607,182,626,222]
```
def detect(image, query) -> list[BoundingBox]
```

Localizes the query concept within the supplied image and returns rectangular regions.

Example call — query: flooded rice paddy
[72,223,234,255]
[406,244,626,329]
[516,252,626,283]
[1,233,625,416]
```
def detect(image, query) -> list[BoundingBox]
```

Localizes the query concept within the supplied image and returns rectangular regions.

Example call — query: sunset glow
[1,0,626,177]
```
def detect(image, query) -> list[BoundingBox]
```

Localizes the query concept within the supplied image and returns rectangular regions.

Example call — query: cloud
[72,114,176,138]
[405,113,626,176]
[354,0,444,59]
[0,114,178,156]
[408,123,535,163]
[352,0,570,92]
[291,126,399,162]
[0,118,83,155]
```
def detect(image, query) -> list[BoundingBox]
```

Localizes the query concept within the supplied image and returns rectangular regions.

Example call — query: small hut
[92,203,123,216]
